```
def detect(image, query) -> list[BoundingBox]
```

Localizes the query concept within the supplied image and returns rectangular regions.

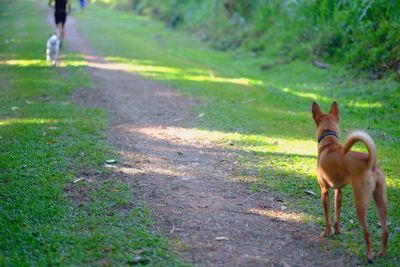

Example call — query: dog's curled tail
[342,131,376,169]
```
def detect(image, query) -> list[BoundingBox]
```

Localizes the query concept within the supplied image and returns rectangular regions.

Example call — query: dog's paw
[334,224,341,235]
[320,230,330,238]
[367,252,375,264]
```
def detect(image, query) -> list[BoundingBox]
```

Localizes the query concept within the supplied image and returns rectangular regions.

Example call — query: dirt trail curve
[48,8,357,267]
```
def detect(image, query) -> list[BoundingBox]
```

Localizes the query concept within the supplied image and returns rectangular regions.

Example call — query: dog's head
[312,101,340,138]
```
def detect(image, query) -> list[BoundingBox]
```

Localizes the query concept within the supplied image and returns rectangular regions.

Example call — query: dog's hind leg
[373,177,388,256]
[334,189,342,234]
[320,185,331,237]
[353,184,374,263]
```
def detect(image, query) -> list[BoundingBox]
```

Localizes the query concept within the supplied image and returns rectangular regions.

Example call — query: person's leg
[58,12,67,41]
[60,23,65,39]
[55,12,62,38]
[56,23,62,38]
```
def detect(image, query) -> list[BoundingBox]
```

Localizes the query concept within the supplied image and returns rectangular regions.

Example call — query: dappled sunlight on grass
[280,87,384,109]
[281,87,330,102]
[0,59,46,67]
[0,118,60,126]
[98,56,264,86]
[0,58,87,67]
[225,133,317,156]
[387,176,400,190]
[133,125,316,156]
[347,101,383,108]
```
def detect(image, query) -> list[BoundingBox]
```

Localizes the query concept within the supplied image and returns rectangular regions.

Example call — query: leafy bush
[99,0,400,77]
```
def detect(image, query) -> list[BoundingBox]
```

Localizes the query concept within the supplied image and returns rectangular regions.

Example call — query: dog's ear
[329,101,340,121]
[312,102,323,125]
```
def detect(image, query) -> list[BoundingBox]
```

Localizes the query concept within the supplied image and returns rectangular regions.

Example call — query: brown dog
[312,101,388,263]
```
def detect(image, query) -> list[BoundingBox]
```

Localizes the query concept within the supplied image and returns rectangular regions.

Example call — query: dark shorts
[55,11,67,25]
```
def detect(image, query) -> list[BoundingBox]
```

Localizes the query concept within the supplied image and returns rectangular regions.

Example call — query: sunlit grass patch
[0,118,60,126]
[0,56,87,68]
[102,56,264,86]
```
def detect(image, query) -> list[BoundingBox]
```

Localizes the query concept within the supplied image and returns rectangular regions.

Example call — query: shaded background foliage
[95,0,399,78]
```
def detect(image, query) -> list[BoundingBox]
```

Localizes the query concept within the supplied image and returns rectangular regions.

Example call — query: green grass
[76,4,400,265]
[0,1,182,265]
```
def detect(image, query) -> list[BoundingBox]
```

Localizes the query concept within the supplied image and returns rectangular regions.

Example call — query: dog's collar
[318,130,338,143]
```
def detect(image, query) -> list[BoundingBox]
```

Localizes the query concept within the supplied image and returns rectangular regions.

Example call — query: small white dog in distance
[46,34,60,67]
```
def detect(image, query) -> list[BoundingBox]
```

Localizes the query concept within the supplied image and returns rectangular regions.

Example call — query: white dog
[46,34,60,67]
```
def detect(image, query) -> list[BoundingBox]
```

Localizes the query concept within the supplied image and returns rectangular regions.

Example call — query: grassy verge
[0,1,181,265]
[77,4,400,265]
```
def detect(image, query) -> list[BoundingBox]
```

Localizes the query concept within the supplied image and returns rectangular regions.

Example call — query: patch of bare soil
[55,10,358,267]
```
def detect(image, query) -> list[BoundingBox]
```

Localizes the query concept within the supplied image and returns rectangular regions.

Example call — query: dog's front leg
[320,186,331,237]
[334,188,342,234]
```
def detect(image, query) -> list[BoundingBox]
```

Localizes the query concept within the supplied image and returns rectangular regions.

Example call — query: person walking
[78,0,87,12]
[48,0,71,42]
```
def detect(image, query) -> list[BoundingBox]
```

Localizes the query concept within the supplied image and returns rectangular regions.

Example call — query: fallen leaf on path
[240,98,256,104]
[215,236,230,241]
[198,113,205,117]
[105,164,117,168]
[131,249,145,254]
[73,178,85,183]
[304,189,317,196]
[128,255,149,265]
[312,60,330,69]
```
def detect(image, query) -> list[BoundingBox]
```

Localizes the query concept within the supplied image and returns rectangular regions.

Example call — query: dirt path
[48,9,357,267]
